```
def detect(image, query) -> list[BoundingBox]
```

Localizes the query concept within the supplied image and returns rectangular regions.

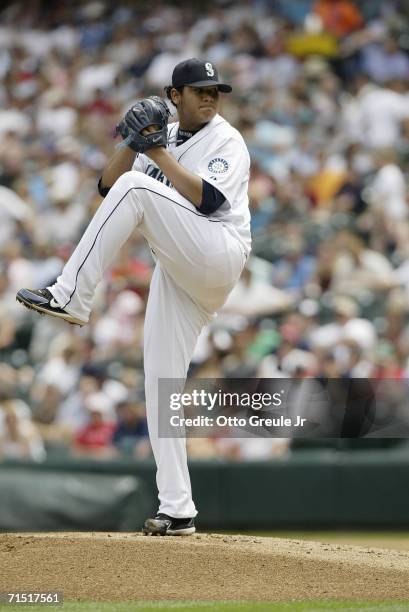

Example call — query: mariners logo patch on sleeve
[208,158,229,173]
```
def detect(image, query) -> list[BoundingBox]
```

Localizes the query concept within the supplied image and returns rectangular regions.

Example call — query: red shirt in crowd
[75,421,115,449]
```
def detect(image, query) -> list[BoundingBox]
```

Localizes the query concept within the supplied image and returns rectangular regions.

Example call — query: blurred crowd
[0,0,409,462]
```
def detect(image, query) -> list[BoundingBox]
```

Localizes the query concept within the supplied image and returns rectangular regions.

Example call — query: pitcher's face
[173,86,220,130]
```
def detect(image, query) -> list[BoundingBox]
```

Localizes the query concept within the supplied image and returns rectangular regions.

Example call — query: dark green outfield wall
[1,449,409,530]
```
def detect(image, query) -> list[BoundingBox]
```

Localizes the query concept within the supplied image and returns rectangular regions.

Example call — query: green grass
[1,601,409,612]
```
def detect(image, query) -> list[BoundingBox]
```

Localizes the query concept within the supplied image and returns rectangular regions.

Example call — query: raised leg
[50,171,244,322]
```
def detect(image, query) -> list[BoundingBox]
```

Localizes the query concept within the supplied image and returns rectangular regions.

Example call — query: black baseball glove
[116,96,170,153]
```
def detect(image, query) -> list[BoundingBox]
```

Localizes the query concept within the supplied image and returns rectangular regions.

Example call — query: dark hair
[164,84,184,107]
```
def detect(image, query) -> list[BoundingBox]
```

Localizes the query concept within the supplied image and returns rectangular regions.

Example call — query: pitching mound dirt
[1,532,409,601]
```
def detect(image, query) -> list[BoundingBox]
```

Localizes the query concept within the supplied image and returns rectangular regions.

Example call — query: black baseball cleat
[16,288,85,326]
[142,513,195,536]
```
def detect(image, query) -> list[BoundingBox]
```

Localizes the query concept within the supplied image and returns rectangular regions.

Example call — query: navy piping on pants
[60,186,221,309]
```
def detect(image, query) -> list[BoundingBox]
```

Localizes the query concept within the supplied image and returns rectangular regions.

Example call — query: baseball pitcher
[17,58,251,535]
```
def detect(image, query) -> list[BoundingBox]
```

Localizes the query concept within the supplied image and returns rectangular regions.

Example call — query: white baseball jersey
[48,111,251,520]
[132,113,252,254]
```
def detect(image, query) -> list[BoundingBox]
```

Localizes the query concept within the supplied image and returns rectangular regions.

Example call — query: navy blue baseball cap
[172,58,232,93]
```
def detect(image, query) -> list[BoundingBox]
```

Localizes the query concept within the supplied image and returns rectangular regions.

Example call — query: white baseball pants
[49,170,246,518]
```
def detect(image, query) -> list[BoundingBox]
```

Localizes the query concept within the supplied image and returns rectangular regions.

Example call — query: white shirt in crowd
[342,84,409,148]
